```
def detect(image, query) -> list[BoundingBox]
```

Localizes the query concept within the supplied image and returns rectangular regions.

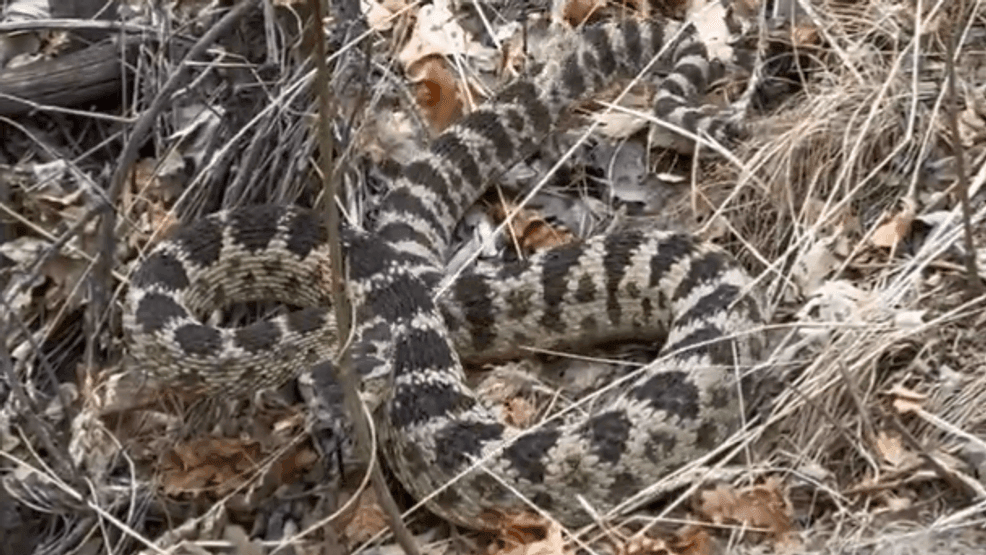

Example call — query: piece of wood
[0,37,139,116]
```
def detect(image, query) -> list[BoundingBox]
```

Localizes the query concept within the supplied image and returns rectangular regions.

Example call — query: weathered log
[0,37,139,116]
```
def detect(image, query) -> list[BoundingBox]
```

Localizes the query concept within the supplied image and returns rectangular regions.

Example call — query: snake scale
[124,18,766,528]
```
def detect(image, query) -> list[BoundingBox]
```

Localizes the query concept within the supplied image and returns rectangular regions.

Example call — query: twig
[307,1,422,553]
[942,0,984,297]
[0,18,154,33]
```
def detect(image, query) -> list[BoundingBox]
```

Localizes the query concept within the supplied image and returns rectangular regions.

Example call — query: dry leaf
[162,438,262,496]
[397,0,495,69]
[406,55,463,132]
[342,488,389,544]
[732,0,761,18]
[361,0,402,31]
[503,397,538,428]
[397,0,463,64]
[668,526,716,555]
[624,535,677,555]
[791,239,841,297]
[0,236,89,312]
[500,24,527,78]
[496,515,568,555]
[874,430,909,468]
[592,88,652,139]
[870,200,916,250]
[223,525,264,555]
[797,280,872,324]
[799,196,860,238]
[475,362,538,404]
[124,157,183,249]
[490,203,577,254]
[790,23,819,47]
[270,445,318,486]
[160,437,314,498]
[360,110,419,165]
[474,363,544,429]
[0,0,48,67]
[559,0,605,27]
[693,478,794,540]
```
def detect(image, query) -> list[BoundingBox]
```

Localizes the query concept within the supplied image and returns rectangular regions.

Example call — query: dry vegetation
[1,0,986,553]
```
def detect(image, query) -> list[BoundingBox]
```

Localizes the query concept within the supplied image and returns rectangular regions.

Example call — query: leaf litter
[2,0,986,553]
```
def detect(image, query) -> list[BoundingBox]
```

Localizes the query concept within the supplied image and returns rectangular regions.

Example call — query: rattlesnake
[124,18,766,528]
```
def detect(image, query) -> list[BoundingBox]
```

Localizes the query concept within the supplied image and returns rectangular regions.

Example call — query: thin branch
[943,0,984,297]
[308,0,422,553]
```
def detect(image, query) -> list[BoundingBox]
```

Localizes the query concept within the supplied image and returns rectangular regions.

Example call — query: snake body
[125,19,766,528]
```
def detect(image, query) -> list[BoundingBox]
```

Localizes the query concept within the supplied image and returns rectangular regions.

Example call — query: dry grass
[1,0,985,553]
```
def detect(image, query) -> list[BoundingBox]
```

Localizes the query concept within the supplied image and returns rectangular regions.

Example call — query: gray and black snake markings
[125,18,766,528]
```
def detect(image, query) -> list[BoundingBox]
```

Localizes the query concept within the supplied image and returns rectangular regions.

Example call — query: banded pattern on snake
[124,18,766,528]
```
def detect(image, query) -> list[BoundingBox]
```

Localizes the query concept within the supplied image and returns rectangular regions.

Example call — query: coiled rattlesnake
[124,18,766,528]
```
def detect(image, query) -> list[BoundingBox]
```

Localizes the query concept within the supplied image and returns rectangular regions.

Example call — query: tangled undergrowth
[1,0,985,553]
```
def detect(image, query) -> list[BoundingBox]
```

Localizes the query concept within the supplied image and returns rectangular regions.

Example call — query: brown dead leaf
[397,0,497,71]
[124,157,183,249]
[559,0,606,27]
[790,23,819,48]
[874,430,911,469]
[870,200,916,250]
[160,437,315,498]
[11,161,97,250]
[406,55,464,132]
[693,478,795,540]
[0,32,42,68]
[162,438,262,496]
[503,397,538,428]
[395,0,501,132]
[3,162,102,314]
[342,488,389,544]
[363,0,397,31]
[39,247,89,311]
[732,0,761,18]
[474,363,546,429]
[223,525,264,555]
[495,514,567,555]
[360,111,419,166]
[270,445,318,486]
[127,154,185,205]
[490,203,577,254]
[475,362,537,404]
[668,526,715,555]
[518,219,577,253]
[791,239,840,297]
[649,0,688,18]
